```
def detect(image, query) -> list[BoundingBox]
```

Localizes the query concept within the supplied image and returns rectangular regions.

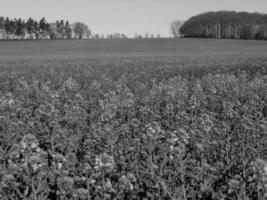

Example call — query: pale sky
[1,0,267,37]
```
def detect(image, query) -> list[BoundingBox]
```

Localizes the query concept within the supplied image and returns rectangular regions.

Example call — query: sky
[1,0,267,37]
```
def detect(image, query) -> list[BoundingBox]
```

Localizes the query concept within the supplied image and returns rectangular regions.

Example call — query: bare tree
[170,20,183,38]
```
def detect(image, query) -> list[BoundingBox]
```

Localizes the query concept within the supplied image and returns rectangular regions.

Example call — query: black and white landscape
[0,0,266,199]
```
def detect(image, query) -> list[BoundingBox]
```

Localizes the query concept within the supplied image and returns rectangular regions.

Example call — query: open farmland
[0,38,266,58]
[0,39,267,200]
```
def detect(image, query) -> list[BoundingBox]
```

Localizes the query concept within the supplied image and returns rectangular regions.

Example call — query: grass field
[0,38,266,58]
[0,39,267,200]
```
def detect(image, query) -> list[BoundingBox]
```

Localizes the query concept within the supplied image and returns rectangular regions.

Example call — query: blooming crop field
[0,39,267,199]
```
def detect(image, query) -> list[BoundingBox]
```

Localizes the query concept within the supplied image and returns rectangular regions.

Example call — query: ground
[0,38,266,200]
[0,38,266,59]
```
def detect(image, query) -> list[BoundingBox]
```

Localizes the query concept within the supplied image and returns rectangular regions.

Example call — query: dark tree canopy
[179,11,267,40]
[72,22,91,39]
[0,16,91,40]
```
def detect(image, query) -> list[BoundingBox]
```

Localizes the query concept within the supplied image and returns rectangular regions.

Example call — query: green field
[0,39,267,200]
[0,38,266,59]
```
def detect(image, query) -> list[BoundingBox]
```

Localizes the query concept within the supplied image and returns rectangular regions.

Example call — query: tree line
[92,33,128,39]
[0,17,91,40]
[171,11,267,40]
